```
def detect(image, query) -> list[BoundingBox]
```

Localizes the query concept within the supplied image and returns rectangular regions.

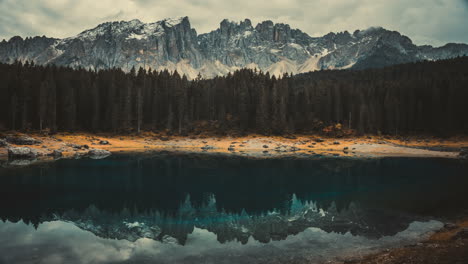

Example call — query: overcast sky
[1,0,467,46]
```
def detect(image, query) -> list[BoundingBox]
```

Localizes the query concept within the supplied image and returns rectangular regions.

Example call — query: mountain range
[1,16,468,79]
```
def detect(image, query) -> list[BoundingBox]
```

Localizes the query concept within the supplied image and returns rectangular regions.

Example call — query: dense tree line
[0,57,467,136]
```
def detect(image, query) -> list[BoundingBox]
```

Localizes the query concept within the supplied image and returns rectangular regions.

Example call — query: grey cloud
[0,220,443,264]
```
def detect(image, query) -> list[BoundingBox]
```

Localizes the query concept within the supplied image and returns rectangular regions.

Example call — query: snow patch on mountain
[266,59,298,77]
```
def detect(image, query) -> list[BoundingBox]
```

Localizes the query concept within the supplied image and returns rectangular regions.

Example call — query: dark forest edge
[0,56,467,137]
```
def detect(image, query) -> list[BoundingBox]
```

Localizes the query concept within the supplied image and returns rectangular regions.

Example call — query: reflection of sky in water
[0,220,442,264]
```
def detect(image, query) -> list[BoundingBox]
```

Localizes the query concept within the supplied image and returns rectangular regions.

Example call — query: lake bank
[1,132,467,163]
[340,218,468,264]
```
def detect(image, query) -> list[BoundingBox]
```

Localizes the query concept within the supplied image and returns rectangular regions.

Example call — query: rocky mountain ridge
[1,16,468,79]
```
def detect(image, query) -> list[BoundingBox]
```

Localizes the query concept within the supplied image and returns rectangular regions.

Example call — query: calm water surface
[1,154,467,264]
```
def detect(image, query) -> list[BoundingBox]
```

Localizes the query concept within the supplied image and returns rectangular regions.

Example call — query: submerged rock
[8,147,38,159]
[444,223,458,230]
[7,159,37,167]
[453,228,468,240]
[88,149,112,159]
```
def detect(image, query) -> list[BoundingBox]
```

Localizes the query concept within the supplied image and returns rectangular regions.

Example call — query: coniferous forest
[0,57,467,136]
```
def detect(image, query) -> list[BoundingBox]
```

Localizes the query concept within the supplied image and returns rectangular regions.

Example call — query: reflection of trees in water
[39,194,416,244]
[0,155,467,243]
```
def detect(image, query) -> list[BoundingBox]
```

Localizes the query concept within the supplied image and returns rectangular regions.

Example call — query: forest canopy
[0,57,467,136]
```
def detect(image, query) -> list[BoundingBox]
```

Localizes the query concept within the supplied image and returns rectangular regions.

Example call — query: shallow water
[1,154,467,263]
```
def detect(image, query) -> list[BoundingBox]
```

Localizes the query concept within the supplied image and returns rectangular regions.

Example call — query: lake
[1,154,467,264]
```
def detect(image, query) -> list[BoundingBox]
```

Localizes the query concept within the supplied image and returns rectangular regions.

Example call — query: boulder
[263,145,269,148]
[444,223,458,230]
[74,152,86,159]
[459,148,468,159]
[6,136,42,145]
[88,149,111,159]
[333,141,340,145]
[201,145,215,150]
[99,140,110,145]
[8,147,38,159]
[0,139,8,147]
[67,143,84,149]
[228,147,235,151]
[48,150,63,158]
[315,138,325,143]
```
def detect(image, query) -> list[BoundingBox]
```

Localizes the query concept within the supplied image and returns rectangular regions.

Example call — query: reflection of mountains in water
[1,154,467,243]
[46,194,420,244]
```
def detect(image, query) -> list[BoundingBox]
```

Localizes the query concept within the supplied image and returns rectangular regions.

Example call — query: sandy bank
[1,132,466,162]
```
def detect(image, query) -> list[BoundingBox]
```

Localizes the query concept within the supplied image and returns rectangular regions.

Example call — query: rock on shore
[88,149,111,159]
[6,136,42,145]
[8,147,38,159]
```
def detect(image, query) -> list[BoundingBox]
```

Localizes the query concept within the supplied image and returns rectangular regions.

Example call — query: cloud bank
[0,220,443,264]
[0,0,467,46]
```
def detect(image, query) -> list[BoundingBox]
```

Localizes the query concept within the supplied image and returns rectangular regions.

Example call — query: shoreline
[1,132,467,163]
[339,218,468,264]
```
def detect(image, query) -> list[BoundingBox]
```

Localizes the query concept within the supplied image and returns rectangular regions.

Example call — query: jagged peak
[353,26,394,38]
[8,36,24,42]
[161,16,190,27]
[219,18,252,28]
[241,19,252,27]
[256,20,274,28]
